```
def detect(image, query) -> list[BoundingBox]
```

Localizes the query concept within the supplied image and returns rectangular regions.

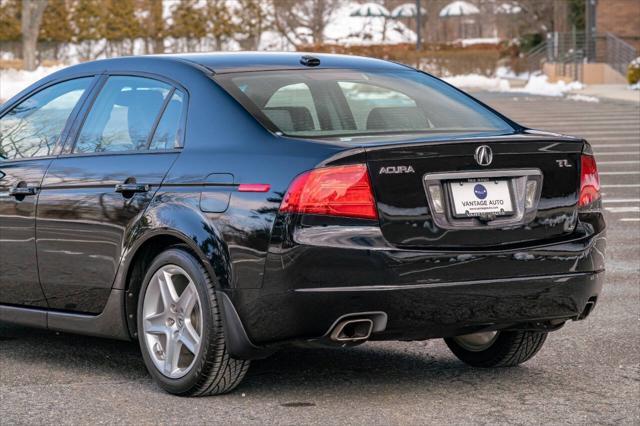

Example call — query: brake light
[578,154,601,208]
[280,164,378,220]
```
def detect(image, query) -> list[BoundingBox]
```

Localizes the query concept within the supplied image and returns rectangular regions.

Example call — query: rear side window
[74,76,173,153]
[215,69,512,141]
[0,78,91,160]
[149,90,185,150]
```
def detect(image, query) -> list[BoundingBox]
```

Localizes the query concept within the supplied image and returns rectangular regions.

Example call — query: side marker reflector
[238,184,271,193]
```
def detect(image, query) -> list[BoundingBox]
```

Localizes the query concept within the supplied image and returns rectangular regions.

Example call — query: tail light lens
[280,164,378,220]
[578,154,601,208]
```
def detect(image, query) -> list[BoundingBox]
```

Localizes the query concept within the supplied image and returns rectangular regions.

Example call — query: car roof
[169,52,410,73]
[3,52,413,108]
[57,52,410,76]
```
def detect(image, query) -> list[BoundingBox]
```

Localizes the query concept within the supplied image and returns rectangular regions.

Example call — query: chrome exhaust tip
[330,318,374,342]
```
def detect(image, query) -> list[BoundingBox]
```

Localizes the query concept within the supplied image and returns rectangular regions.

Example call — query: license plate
[449,180,514,218]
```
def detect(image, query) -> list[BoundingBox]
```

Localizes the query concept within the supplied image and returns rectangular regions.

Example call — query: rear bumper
[281,272,602,340]
[225,229,605,355]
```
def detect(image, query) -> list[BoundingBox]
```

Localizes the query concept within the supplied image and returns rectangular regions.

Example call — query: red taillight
[280,164,378,220]
[578,154,601,208]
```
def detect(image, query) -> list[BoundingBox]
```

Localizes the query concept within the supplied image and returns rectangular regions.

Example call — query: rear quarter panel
[135,73,348,290]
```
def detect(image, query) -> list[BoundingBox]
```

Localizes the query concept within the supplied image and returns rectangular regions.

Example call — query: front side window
[74,76,172,153]
[215,69,513,141]
[0,78,91,160]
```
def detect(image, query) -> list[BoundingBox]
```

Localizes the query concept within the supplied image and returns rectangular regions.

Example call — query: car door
[0,77,94,307]
[36,75,187,313]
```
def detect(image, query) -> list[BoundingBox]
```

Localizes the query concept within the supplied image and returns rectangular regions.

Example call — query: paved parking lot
[1,94,639,425]
[480,92,640,227]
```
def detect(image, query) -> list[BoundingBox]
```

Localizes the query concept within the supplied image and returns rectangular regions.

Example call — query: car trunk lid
[364,134,584,249]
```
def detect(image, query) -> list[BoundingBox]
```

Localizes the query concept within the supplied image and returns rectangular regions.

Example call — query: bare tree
[21,0,48,70]
[271,0,342,47]
[515,0,557,33]
[234,0,267,50]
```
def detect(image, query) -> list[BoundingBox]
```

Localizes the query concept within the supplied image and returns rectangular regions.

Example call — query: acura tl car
[0,53,605,396]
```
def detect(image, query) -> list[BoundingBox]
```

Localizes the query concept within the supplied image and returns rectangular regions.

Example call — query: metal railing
[525,41,549,75]
[605,32,637,76]
[548,31,588,63]
[525,31,637,81]
[556,49,584,82]
[525,32,588,76]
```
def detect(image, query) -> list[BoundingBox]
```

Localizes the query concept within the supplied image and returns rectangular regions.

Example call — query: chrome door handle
[114,183,150,193]
[9,186,38,197]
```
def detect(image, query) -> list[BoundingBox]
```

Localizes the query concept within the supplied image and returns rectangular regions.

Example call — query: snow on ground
[567,94,600,103]
[455,37,501,47]
[443,73,598,100]
[0,66,65,103]
[511,74,583,97]
[495,66,529,80]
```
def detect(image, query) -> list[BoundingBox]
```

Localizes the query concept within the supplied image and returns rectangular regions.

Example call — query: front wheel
[444,330,548,368]
[137,246,249,396]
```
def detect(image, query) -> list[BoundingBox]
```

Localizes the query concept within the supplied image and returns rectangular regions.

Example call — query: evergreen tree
[568,0,586,31]
[39,0,72,44]
[104,0,140,55]
[207,0,236,50]
[137,0,164,53]
[232,0,266,50]
[0,0,21,42]
[71,0,106,60]
[39,0,72,61]
[169,0,207,51]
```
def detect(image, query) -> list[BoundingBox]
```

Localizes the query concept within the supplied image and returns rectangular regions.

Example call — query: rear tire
[445,330,548,367]
[137,246,249,396]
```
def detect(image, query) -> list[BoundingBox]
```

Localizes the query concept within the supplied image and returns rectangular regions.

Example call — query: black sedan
[0,52,605,396]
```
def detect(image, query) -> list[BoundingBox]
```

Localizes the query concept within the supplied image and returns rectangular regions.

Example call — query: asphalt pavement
[1,93,639,425]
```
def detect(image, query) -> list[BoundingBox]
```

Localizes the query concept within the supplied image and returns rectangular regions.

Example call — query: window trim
[146,87,176,150]
[49,147,182,160]
[213,68,519,140]
[0,74,100,163]
[60,71,189,158]
[212,76,281,134]
[0,71,100,118]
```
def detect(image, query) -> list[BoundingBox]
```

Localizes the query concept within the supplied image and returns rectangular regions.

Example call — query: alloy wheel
[452,331,499,352]
[142,264,203,379]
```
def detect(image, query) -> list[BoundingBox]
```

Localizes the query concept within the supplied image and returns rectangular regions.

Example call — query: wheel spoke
[178,282,198,315]
[144,312,166,335]
[179,322,201,355]
[164,335,181,376]
[158,271,178,308]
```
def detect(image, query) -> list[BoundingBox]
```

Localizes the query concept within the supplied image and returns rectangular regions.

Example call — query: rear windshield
[214,69,513,141]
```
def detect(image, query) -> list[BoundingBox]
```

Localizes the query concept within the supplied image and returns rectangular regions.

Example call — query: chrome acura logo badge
[379,165,415,174]
[474,145,493,166]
